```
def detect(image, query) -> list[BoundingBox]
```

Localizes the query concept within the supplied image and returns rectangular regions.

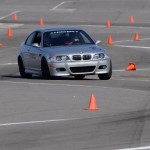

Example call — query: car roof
[35,27,82,32]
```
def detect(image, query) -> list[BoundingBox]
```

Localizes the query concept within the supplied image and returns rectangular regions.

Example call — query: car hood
[43,45,106,56]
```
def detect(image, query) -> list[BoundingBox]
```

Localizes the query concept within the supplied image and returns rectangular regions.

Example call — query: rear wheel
[41,59,51,79]
[74,75,85,80]
[18,56,32,78]
[98,60,112,80]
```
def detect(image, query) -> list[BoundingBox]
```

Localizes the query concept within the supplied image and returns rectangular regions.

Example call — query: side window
[43,32,51,47]
[32,32,42,46]
[25,32,36,46]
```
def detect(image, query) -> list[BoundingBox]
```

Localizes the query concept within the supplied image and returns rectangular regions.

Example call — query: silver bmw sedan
[18,27,112,80]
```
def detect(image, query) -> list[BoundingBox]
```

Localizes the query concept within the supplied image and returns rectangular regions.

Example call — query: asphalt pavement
[0,0,150,150]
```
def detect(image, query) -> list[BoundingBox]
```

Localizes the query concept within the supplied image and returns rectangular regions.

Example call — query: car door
[22,32,36,69]
[29,31,42,71]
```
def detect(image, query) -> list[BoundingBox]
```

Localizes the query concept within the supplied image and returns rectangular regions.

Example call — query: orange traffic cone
[39,18,44,26]
[108,35,113,44]
[13,13,17,21]
[86,94,99,110]
[130,16,134,23]
[134,32,139,41]
[0,43,3,47]
[7,28,13,37]
[106,20,111,28]
[125,62,136,71]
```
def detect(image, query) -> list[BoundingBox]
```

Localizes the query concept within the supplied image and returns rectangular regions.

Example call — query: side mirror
[32,43,40,48]
[95,40,101,45]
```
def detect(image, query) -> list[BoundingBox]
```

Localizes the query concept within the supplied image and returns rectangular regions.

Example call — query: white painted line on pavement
[0,10,21,20]
[51,1,66,10]
[0,80,149,93]
[113,78,150,82]
[77,24,150,30]
[7,63,17,65]
[113,26,150,30]
[113,38,150,43]
[50,1,76,12]
[134,68,150,71]
[0,80,101,87]
[115,146,150,150]
[0,118,80,127]
[0,80,148,96]
[3,46,19,48]
[138,38,150,41]
[113,45,150,49]
[0,63,17,66]
[113,69,126,72]
[113,40,135,43]
[79,25,106,28]
[0,23,24,28]
[51,8,76,12]
[113,68,150,72]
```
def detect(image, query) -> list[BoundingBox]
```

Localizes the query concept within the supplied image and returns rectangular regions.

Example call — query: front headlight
[50,55,70,62]
[93,53,106,60]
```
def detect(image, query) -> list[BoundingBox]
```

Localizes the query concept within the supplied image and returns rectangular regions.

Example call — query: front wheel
[18,57,32,78]
[98,61,112,80]
[41,59,51,79]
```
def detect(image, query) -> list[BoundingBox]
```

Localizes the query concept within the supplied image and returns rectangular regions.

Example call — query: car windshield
[43,30,95,47]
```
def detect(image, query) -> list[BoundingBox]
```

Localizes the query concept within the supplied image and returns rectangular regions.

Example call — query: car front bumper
[48,59,111,76]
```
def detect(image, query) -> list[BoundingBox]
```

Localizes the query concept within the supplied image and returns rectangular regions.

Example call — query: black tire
[98,60,112,80]
[18,56,32,78]
[74,75,85,80]
[41,59,51,79]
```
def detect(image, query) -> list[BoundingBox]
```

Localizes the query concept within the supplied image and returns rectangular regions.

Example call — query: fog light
[99,65,107,69]
[56,68,66,72]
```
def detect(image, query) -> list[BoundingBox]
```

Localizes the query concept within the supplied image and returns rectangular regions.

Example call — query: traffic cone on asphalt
[0,43,3,47]
[86,94,99,110]
[130,16,134,23]
[125,62,136,71]
[106,20,111,28]
[7,28,13,37]
[134,32,139,41]
[108,35,113,44]
[39,18,44,26]
[13,13,17,21]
